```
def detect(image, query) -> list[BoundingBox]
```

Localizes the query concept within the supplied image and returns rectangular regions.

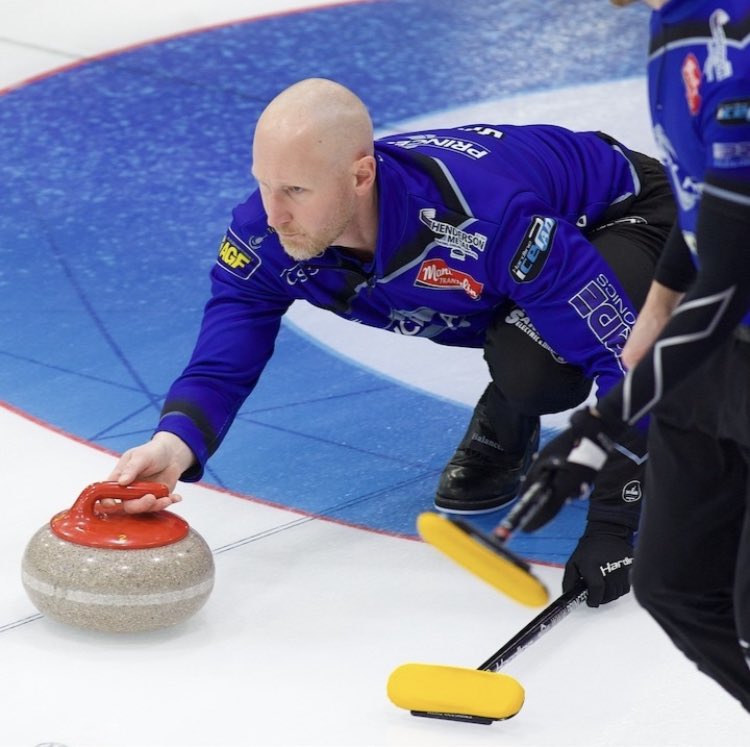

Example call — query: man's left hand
[563,522,634,607]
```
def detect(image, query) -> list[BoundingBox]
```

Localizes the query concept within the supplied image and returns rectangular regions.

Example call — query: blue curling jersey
[158,124,649,475]
[649,0,750,325]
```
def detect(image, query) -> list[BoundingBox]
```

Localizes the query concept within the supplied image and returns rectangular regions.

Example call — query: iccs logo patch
[216,233,261,280]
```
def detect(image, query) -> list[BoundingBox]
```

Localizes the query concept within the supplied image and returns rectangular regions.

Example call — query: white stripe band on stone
[22,571,213,606]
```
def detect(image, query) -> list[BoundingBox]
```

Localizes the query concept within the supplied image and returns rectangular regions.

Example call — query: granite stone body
[22,525,215,633]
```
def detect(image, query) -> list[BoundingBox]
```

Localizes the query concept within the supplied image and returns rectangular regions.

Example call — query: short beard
[278,196,354,262]
[279,235,327,262]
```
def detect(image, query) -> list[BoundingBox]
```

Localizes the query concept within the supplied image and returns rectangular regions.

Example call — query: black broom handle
[479,579,588,672]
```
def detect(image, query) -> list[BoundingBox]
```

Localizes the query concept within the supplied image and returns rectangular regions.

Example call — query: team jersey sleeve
[485,195,637,400]
[156,231,292,480]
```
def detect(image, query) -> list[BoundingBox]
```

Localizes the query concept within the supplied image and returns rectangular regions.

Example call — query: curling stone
[22,481,214,633]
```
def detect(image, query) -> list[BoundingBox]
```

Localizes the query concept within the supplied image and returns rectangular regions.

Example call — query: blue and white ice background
[0,0,651,562]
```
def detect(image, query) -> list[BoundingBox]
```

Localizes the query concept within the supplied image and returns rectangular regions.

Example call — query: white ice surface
[2,404,747,747]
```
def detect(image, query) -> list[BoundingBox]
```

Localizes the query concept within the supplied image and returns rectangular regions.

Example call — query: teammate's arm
[621,225,692,369]
[601,180,750,426]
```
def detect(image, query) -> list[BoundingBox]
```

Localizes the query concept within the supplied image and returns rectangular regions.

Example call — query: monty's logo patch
[216,234,261,280]
[414,259,483,300]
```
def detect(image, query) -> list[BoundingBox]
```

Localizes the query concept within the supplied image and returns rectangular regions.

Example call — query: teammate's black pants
[482,150,674,523]
[631,333,750,712]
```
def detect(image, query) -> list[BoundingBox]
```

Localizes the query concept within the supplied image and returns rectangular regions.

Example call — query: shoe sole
[433,493,519,515]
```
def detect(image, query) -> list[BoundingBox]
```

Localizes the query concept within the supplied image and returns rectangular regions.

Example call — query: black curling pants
[631,334,750,712]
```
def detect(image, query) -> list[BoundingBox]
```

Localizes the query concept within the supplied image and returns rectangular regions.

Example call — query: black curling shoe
[435,410,540,515]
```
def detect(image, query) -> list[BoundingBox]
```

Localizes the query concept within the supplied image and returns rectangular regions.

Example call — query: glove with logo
[515,408,619,533]
[563,521,634,607]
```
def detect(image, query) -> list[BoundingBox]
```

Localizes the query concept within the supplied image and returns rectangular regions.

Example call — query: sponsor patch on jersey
[569,273,637,368]
[712,141,750,168]
[717,99,750,124]
[704,8,734,82]
[216,234,261,279]
[419,209,487,260]
[458,125,504,140]
[387,133,490,159]
[504,307,566,363]
[509,216,556,283]
[681,53,702,116]
[414,258,484,300]
[281,262,319,285]
[387,306,471,337]
[622,480,642,503]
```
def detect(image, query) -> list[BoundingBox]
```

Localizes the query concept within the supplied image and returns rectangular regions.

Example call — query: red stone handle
[51,481,186,548]
[69,481,170,518]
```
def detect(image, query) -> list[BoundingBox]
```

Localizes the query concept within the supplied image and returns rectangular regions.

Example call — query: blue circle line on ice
[0,0,649,562]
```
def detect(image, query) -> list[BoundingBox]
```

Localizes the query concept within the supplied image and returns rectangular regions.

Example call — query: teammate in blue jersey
[511,0,750,711]
[108,77,676,607]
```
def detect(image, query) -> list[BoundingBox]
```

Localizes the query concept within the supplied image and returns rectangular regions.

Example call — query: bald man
[252,78,378,263]
[110,78,676,607]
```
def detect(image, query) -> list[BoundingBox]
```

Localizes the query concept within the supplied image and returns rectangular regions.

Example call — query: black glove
[563,521,634,607]
[516,408,617,533]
